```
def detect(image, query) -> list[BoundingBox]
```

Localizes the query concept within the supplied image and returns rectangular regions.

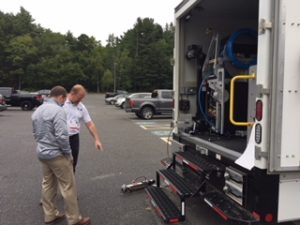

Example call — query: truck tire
[21,101,33,111]
[135,112,143,119]
[141,106,154,120]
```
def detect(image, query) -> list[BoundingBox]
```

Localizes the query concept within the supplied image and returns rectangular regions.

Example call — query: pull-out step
[175,151,223,174]
[204,190,259,224]
[158,169,196,198]
[145,186,184,224]
[160,157,173,168]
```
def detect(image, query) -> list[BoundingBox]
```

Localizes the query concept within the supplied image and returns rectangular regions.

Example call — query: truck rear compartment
[176,0,259,157]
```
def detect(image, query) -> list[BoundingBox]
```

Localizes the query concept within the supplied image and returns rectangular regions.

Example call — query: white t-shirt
[63,98,92,136]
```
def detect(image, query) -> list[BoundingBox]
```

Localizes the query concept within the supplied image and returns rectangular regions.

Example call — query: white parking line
[161,137,172,145]
[133,120,172,143]
[135,121,156,125]
[151,130,172,136]
[141,125,171,130]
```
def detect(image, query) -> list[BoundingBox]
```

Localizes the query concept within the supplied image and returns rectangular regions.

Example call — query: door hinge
[255,146,268,160]
[256,84,270,97]
[259,19,272,34]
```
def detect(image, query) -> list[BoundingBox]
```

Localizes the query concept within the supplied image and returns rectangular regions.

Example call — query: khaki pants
[40,156,82,225]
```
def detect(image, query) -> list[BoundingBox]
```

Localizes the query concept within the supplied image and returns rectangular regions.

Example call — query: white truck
[145,0,300,224]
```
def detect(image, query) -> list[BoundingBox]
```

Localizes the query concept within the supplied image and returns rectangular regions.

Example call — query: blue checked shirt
[32,98,71,160]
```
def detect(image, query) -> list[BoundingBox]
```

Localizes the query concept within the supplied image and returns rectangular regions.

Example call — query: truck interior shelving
[176,0,259,157]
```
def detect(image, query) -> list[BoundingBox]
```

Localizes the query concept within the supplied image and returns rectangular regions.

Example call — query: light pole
[135,32,139,57]
[135,31,144,58]
[96,73,99,93]
[113,62,117,92]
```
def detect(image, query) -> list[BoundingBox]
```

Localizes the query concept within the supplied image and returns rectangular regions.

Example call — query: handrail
[229,74,256,126]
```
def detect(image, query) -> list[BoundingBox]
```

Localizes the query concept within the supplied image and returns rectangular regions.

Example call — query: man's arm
[86,121,103,151]
[53,109,72,155]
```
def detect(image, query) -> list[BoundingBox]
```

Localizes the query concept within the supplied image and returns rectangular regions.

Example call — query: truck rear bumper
[125,108,137,113]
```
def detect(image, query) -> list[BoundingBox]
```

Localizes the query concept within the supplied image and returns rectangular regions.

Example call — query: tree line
[0,7,174,92]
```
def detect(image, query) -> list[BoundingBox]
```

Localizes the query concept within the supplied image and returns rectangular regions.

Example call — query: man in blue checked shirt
[32,86,91,225]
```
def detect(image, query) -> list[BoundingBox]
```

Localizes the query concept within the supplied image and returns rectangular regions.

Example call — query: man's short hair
[50,86,67,97]
[70,84,86,95]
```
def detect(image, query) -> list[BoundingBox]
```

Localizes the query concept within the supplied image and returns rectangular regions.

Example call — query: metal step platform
[175,151,224,174]
[145,186,184,224]
[158,169,196,198]
[204,190,259,224]
[160,157,173,168]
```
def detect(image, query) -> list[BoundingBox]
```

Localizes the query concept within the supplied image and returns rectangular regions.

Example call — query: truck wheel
[141,106,154,120]
[121,102,125,109]
[21,101,33,111]
[135,112,143,119]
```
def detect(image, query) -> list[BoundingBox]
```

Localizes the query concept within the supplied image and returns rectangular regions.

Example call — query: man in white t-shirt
[63,84,103,172]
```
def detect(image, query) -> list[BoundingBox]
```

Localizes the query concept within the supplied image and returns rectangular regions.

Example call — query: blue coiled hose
[225,29,257,70]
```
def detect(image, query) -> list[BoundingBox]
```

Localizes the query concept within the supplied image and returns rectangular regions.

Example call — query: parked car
[123,92,151,110]
[105,94,127,105]
[37,89,51,99]
[0,94,7,112]
[115,96,127,108]
[124,90,173,119]
[0,87,43,110]
[105,90,128,99]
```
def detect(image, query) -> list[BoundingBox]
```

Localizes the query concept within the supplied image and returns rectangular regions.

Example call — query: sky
[0,0,182,44]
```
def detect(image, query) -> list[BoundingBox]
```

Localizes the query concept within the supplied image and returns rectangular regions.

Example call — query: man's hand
[95,140,103,151]
[86,121,103,151]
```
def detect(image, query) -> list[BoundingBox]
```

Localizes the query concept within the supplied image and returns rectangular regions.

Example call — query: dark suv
[0,87,43,110]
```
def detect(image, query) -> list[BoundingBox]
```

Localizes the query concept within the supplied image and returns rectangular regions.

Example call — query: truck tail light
[256,100,263,121]
[265,213,274,223]
[129,99,136,108]
[252,211,261,221]
[36,95,43,102]
[169,218,180,224]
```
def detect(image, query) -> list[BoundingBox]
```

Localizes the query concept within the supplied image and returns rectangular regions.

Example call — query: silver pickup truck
[124,89,173,119]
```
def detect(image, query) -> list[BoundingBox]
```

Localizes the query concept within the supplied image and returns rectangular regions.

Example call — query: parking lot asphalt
[0,94,299,225]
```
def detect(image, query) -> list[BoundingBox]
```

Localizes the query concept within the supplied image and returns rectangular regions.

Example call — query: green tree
[119,17,173,91]
[101,69,113,91]
[0,7,174,92]
[6,34,38,89]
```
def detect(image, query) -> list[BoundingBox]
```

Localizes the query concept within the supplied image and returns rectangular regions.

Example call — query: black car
[105,90,127,99]
[0,87,43,110]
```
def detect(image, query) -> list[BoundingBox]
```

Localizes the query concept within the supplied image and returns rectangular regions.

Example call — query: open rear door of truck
[269,0,300,222]
[269,0,300,173]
